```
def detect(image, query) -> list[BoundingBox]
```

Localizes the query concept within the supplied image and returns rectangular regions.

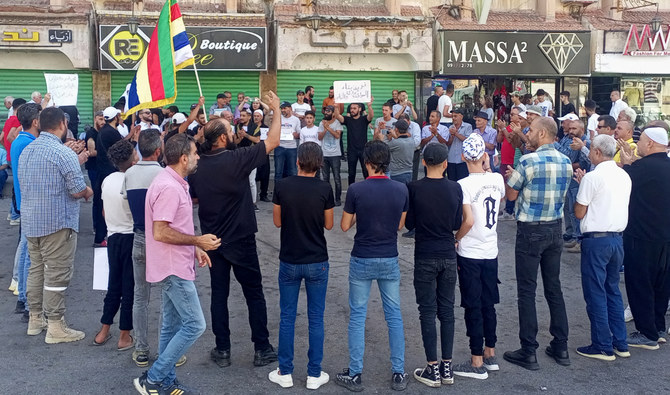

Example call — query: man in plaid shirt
[502,117,573,371]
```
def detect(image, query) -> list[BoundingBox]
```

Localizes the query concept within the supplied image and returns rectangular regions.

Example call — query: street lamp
[306,14,321,32]
[128,0,139,35]
[651,15,663,33]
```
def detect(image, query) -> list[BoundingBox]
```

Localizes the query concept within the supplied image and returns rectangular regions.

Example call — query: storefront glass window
[621,77,670,126]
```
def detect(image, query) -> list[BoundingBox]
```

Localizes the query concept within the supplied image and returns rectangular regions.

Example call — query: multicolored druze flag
[123,0,194,118]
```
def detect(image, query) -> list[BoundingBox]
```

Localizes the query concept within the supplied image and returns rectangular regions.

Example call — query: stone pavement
[0,189,669,394]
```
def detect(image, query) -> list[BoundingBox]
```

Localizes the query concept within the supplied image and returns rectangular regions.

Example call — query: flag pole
[192,61,207,122]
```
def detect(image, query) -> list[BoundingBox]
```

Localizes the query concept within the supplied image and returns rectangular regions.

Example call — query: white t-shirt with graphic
[538,99,553,117]
[319,119,342,157]
[300,125,321,145]
[457,172,505,260]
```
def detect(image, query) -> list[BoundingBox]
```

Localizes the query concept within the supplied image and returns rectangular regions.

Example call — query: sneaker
[132,350,150,367]
[402,229,415,238]
[657,332,667,344]
[624,305,633,322]
[8,278,17,292]
[14,300,26,314]
[268,368,293,388]
[306,371,329,390]
[613,346,630,358]
[500,212,515,221]
[566,243,581,253]
[483,356,500,371]
[260,196,272,203]
[452,362,489,379]
[439,360,454,385]
[210,348,231,367]
[576,345,615,361]
[628,331,659,350]
[254,345,278,367]
[564,239,578,248]
[413,363,440,388]
[391,372,408,391]
[163,379,196,395]
[133,371,162,395]
[254,204,260,212]
[9,218,20,226]
[6,213,11,221]
[175,355,187,367]
[335,368,363,392]
[335,200,342,207]
[21,310,29,323]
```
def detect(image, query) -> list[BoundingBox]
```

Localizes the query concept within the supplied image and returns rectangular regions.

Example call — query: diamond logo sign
[539,33,584,75]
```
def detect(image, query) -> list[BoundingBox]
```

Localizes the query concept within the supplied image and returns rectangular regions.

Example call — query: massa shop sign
[99,25,266,71]
[441,31,590,76]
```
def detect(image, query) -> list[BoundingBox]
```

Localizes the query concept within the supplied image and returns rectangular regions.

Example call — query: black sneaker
[402,229,415,238]
[164,378,198,395]
[260,196,271,203]
[391,372,408,391]
[253,345,277,367]
[439,360,453,385]
[335,200,342,207]
[413,363,440,387]
[14,300,26,314]
[210,348,231,367]
[133,371,162,395]
[335,368,363,392]
[254,204,260,212]
[133,350,150,367]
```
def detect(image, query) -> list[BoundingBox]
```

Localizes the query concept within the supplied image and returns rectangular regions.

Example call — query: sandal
[92,333,112,346]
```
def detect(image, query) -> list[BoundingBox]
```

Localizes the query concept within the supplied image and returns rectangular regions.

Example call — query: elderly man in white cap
[572,134,631,361]
[619,126,670,349]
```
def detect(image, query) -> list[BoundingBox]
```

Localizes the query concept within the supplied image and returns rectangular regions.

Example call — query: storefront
[0,23,94,126]
[435,30,591,123]
[99,24,267,110]
[593,23,670,126]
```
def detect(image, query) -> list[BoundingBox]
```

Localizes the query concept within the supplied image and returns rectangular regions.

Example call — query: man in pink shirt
[133,133,221,395]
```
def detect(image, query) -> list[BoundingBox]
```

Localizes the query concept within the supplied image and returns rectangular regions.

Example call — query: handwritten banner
[333,80,371,104]
[280,127,295,141]
[44,73,78,106]
[260,127,269,140]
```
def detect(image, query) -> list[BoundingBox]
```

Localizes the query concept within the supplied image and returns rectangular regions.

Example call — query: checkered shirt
[507,143,573,222]
[18,132,87,237]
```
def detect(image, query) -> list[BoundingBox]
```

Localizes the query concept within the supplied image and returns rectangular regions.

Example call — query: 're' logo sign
[109,31,144,62]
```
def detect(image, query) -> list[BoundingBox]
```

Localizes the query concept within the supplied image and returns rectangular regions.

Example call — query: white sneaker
[306,372,329,390]
[268,368,293,388]
[624,305,633,323]
[8,278,17,292]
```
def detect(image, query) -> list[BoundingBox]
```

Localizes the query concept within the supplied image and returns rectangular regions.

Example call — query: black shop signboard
[99,25,267,71]
[441,31,590,76]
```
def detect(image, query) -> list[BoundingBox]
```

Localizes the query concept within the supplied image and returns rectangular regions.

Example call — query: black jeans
[414,257,457,361]
[93,175,107,244]
[347,148,368,186]
[446,162,469,182]
[623,234,670,341]
[208,238,271,352]
[256,155,270,199]
[322,156,342,203]
[515,221,568,353]
[101,233,135,330]
[457,256,499,356]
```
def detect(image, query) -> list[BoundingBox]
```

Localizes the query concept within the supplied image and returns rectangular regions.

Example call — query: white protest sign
[44,73,78,106]
[280,127,295,141]
[260,127,269,140]
[92,247,109,291]
[333,80,371,104]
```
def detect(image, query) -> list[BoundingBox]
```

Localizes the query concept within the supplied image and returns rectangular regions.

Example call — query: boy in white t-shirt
[299,111,320,145]
[94,139,138,351]
[452,134,505,380]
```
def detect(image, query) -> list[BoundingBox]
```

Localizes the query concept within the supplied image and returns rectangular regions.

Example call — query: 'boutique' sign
[441,31,590,76]
[99,25,267,71]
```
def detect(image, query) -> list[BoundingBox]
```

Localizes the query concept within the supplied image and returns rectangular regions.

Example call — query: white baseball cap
[557,113,579,121]
[172,112,187,125]
[103,106,121,120]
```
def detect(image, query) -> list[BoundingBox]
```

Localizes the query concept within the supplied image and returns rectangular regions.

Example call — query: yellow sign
[108,30,145,62]
[2,28,39,42]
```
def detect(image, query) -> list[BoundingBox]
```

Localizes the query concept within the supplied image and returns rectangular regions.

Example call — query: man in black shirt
[559,91,576,117]
[426,84,443,124]
[85,111,104,236]
[268,142,334,390]
[405,143,462,387]
[188,91,281,369]
[94,107,138,246]
[334,98,374,186]
[619,126,670,349]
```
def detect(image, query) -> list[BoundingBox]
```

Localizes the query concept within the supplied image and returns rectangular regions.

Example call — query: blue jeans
[0,169,7,196]
[274,147,297,181]
[278,261,329,377]
[147,275,206,386]
[15,226,30,304]
[563,183,581,241]
[581,235,627,352]
[348,256,404,375]
[390,172,412,185]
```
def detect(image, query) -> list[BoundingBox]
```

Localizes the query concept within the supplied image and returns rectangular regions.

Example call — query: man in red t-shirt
[495,107,523,220]
[3,98,26,165]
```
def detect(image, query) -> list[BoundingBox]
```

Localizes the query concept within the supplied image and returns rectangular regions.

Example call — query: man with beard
[84,111,105,234]
[189,92,282,369]
[137,108,157,131]
[504,117,573,370]
[252,109,271,202]
[235,108,261,209]
[305,85,316,112]
[334,99,374,185]
[276,102,301,180]
[319,105,344,205]
[322,86,345,160]
[209,92,232,117]
[426,84,443,124]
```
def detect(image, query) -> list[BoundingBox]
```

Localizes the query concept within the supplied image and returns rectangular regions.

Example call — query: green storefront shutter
[111,71,260,114]
[0,69,94,132]
[277,70,415,149]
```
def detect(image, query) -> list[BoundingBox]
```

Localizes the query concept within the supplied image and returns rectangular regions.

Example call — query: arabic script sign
[333,80,371,104]
[0,26,67,47]
[623,24,670,56]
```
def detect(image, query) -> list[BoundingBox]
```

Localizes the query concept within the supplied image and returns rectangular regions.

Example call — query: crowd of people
[2,81,670,394]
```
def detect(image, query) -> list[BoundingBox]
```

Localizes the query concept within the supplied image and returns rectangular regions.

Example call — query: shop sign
[49,30,72,43]
[1,26,68,48]
[622,24,670,56]
[441,31,590,76]
[99,25,267,71]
